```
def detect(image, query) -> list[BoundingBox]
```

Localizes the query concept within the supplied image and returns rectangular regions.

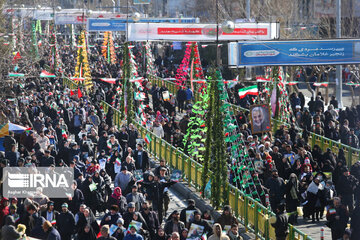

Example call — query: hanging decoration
[74,30,93,90]
[175,42,205,91]
[31,21,39,60]
[35,20,42,34]
[182,91,209,163]
[102,31,117,64]
[144,42,157,76]
[49,33,63,74]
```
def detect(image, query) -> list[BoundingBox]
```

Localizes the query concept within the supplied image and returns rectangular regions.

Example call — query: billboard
[128,22,279,41]
[55,13,87,25]
[87,18,198,31]
[231,40,360,66]
[34,10,54,20]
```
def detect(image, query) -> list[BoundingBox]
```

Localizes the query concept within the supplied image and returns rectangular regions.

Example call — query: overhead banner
[34,10,53,20]
[128,22,279,41]
[88,18,126,31]
[87,18,198,31]
[134,0,151,4]
[55,13,86,25]
[231,40,360,66]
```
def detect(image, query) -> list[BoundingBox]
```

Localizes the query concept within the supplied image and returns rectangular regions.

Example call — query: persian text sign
[234,40,360,66]
[128,23,279,41]
[55,13,87,25]
[3,167,74,198]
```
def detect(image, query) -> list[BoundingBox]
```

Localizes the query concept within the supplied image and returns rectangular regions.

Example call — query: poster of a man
[250,104,271,134]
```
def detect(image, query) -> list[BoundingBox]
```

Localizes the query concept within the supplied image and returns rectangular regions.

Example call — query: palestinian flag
[51,219,56,225]
[238,85,258,99]
[9,73,25,77]
[313,82,328,87]
[40,70,56,78]
[144,134,152,144]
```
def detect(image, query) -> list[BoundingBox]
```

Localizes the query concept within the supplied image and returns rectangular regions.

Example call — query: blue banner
[134,0,151,4]
[236,40,360,66]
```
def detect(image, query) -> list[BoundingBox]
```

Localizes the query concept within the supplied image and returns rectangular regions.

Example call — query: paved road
[294,215,331,239]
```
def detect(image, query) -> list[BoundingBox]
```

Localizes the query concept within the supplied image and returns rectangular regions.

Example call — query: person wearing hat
[101,205,122,226]
[1,215,23,240]
[98,225,117,240]
[126,185,146,212]
[56,203,75,240]
[188,210,213,236]
[122,202,147,230]
[112,218,126,240]
[123,224,144,240]
[164,210,185,235]
[43,220,61,240]
[114,165,134,193]
[41,201,59,224]
[270,202,288,240]
[216,205,239,230]
[179,199,201,228]
[336,167,359,214]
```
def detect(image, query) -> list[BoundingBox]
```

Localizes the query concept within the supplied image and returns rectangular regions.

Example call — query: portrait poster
[187,223,204,239]
[249,104,272,134]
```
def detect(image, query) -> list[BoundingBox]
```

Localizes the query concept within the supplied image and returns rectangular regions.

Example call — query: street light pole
[216,0,220,68]
[126,0,129,42]
[335,0,342,108]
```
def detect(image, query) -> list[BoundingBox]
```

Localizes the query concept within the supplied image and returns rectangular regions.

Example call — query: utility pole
[216,0,220,67]
[246,0,250,20]
[335,0,342,108]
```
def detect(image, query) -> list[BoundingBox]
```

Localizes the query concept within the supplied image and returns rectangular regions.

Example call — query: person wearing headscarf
[108,187,128,214]
[208,223,230,240]
[285,173,300,224]
[77,224,97,240]
[0,197,10,226]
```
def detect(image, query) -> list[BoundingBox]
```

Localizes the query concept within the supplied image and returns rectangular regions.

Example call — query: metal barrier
[100,100,311,240]
[147,75,360,168]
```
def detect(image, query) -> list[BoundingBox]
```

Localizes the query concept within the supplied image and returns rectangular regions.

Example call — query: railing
[147,75,360,168]
[62,77,78,90]
[100,100,311,240]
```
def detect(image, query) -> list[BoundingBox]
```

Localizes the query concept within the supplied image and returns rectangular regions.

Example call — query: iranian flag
[346,82,360,86]
[238,85,258,99]
[40,70,56,78]
[144,134,152,144]
[62,129,68,139]
[286,81,298,86]
[313,82,329,87]
[51,219,56,225]
[9,73,25,77]
[256,77,271,83]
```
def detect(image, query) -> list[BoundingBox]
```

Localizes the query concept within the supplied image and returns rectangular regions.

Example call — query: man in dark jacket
[41,201,59,223]
[43,220,61,240]
[100,205,122,226]
[5,144,19,167]
[336,168,359,214]
[128,124,139,150]
[265,169,285,211]
[351,202,360,240]
[3,131,16,152]
[57,203,75,240]
[177,87,187,113]
[133,144,149,172]
[326,197,349,240]
[40,150,55,167]
[122,202,147,229]
[164,210,185,235]
[1,215,21,239]
[140,201,160,240]
[271,203,288,240]
[68,180,84,215]
[179,199,201,228]
[188,210,213,236]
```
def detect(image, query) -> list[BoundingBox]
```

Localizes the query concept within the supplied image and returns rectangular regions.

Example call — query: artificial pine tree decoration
[182,91,209,162]
[203,69,228,208]
[74,30,92,90]
[31,21,39,60]
[101,31,116,64]
[49,33,63,74]
[122,42,135,124]
[144,42,157,76]
[175,42,205,89]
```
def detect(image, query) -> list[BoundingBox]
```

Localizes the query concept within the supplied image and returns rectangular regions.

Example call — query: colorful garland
[74,30,92,90]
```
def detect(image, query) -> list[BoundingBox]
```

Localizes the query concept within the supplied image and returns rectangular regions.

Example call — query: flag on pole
[313,82,329,87]
[238,85,259,99]
[286,81,298,86]
[144,134,152,144]
[256,77,271,83]
[70,89,75,96]
[12,52,21,64]
[77,88,82,98]
[51,219,56,225]
[8,73,25,77]
[40,70,56,78]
